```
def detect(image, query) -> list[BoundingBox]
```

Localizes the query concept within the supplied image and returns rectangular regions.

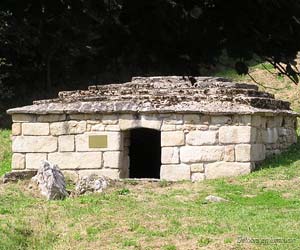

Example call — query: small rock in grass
[75,174,109,195]
[204,195,228,203]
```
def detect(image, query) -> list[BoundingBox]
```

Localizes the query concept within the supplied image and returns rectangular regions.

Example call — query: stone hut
[7,76,298,181]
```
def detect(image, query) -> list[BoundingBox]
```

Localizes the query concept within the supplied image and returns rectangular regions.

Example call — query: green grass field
[1,128,300,250]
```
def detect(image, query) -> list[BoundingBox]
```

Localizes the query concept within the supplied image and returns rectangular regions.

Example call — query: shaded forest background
[0,0,300,127]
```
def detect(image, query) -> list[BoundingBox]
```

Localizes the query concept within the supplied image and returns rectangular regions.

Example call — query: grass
[1,130,300,249]
[212,61,300,112]
[0,129,11,176]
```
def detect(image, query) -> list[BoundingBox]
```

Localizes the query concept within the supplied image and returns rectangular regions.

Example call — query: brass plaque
[89,135,108,148]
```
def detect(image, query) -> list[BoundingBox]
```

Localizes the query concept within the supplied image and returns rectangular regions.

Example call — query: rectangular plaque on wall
[89,135,108,148]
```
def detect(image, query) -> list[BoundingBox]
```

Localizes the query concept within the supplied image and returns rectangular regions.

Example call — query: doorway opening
[129,128,161,179]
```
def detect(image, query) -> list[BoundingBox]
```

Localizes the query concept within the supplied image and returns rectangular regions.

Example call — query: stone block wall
[11,113,297,181]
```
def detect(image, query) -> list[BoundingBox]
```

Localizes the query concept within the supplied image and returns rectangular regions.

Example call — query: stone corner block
[12,153,25,170]
[235,144,266,162]
[12,123,22,136]
[12,136,57,153]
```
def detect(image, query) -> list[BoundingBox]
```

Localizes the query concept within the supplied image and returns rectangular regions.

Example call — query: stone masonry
[8,76,298,181]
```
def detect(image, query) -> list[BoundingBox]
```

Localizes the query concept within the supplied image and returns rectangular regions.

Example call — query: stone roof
[7,76,298,116]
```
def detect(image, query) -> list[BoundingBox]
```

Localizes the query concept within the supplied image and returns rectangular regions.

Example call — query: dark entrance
[129,128,161,178]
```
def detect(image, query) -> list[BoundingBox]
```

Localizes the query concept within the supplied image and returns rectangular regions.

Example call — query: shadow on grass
[256,139,300,171]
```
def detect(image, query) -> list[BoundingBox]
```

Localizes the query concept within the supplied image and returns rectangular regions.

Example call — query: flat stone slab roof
[7,76,299,116]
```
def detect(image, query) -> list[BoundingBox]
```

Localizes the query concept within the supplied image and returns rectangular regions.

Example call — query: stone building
[7,76,298,181]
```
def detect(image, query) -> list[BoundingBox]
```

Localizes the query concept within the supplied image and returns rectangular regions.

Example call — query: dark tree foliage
[0,0,300,126]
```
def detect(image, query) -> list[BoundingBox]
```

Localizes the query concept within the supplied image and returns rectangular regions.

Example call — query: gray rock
[204,195,228,203]
[75,174,109,195]
[2,170,37,183]
[32,160,68,200]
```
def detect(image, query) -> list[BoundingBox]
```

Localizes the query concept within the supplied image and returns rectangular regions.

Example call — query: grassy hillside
[213,62,300,112]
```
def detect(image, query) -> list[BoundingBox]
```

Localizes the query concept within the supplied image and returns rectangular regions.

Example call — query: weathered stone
[68,121,87,134]
[262,128,279,144]
[103,151,122,169]
[163,114,184,125]
[12,114,36,122]
[200,115,210,125]
[12,123,21,136]
[58,135,75,152]
[78,169,120,179]
[278,128,288,136]
[12,136,57,153]
[186,130,218,145]
[161,147,179,164]
[180,146,224,163]
[32,160,68,200]
[209,125,219,130]
[102,115,119,125]
[22,123,50,136]
[252,115,262,127]
[26,153,47,169]
[224,145,235,162]
[190,163,204,172]
[37,114,66,122]
[70,114,101,120]
[48,152,102,169]
[50,122,68,135]
[91,124,105,131]
[160,164,190,181]
[233,115,252,125]
[219,126,256,144]
[205,195,228,203]
[211,116,232,125]
[105,125,120,131]
[161,131,185,146]
[274,116,283,127]
[76,132,121,151]
[140,115,162,130]
[75,174,109,194]
[50,121,86,135]
[161,124,176,131]
[119,114,140,130]
[205,162,252,179]
[191,173,205,182]
[184,114,201,124]
[235,144,266,162]
[12,153,25,170]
